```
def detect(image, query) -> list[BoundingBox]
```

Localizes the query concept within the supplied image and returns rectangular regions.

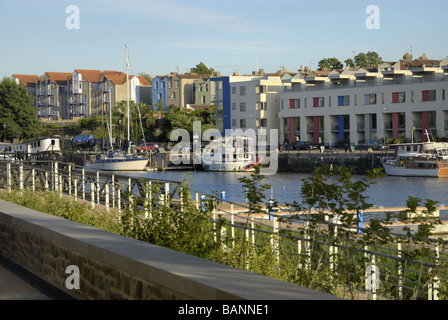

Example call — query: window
[232,103,236,110]
[232,87,236,94]
[256,102,267,111]
[337,95,349,106]
[364,94,376,105]
[232,119,236,127]
[240,119,246,128]
[261,118,267,127]
[240,103,246,112]
[256,118,267,127]
[392,92,405,103]
[240,86,246,96]
[313,97,324,107]
[289,99,300,109]
[256,85,266,94]
[422,90,436,101]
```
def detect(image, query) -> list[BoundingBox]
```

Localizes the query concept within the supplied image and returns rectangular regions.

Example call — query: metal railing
[0,159,447,300]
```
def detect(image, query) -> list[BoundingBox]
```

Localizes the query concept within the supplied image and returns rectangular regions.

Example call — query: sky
[1,0,447,80]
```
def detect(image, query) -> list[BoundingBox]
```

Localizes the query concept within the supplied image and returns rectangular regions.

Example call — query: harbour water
[118,170,448,219]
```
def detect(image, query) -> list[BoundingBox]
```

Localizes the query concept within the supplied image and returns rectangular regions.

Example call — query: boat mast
[126,44,131,154]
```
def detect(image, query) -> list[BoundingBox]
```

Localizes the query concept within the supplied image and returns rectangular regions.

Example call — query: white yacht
[382,136,448,178]
[195,136,262,172]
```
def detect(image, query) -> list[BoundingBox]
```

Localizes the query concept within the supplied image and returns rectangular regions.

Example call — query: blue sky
[1,0,447,80]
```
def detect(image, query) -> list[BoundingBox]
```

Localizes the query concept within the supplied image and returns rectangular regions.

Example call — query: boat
[3,137,61,161]
[382,132,448,177]
[84,45,148,171]
[84,151,148,171]
[195,136,263,172]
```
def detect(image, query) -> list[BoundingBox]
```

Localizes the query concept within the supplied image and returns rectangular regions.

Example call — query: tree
[138,73,153,85]
[190,62,215,75]
[317,58,343,71]
[0,77,41,141]
[345,51,383,69]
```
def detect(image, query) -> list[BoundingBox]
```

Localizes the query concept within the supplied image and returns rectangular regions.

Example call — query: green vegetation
[190,62,215,75]
[1,165,446,300]
[0,77,42,141]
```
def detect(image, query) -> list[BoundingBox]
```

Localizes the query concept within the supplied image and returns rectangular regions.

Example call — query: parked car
[356,140,385,151]
[136,142,159,153]
[294,141,314,150]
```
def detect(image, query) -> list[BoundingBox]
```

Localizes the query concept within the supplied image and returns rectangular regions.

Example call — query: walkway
[0,254,74,300]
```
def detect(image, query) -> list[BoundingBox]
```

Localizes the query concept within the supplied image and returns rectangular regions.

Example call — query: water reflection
[122,170,448,219]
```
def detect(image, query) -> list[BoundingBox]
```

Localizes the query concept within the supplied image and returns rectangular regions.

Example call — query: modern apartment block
[226,75,290,143]
[280,60,448,145]
[35,72,72,120]
[12,70,151,122]
[68,70,151,120]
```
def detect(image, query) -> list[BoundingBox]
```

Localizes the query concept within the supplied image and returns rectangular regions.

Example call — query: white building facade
[279,66,448,146]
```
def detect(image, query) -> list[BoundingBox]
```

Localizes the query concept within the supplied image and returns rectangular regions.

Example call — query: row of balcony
[284,77,448,93]
[301,122,438,134]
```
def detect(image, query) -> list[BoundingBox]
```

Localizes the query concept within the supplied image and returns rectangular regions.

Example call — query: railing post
[68,164,72,196]
[105,183,109,213]
[111,174,115,209]
[31,168,35,192]
[128,177,133,211]
[271,215,279,264]
[6,161,11,192]
[165,182,169,206]
[145,180,151,219]
[96,171,100,205]
[366,252,379,300]
[195,192,199,210]
[398,243,403,300]
[428,244,440,300]
[74,178,78,201]
[90,181,95,209]
[82,168,85,200]
[54,161,58,192]
[19,162,23,192]
[231,203,235,248]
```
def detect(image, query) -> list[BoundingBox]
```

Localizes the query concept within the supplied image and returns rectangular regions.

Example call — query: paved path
[0,254,74,300]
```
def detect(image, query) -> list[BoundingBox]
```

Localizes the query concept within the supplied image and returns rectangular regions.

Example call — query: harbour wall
[62,150,388,174]
[276,151,385,174]
[0,199,337,300]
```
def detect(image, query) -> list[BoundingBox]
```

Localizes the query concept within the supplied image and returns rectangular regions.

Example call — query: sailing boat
[84,45,148,171]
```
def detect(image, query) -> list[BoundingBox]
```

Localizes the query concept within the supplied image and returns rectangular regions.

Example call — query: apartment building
[35,72,72,120]
[280,61,448,146]
[68,69,151,120]
[227,75,290,143]
[11,74,39,102]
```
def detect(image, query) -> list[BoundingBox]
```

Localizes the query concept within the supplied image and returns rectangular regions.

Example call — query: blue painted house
[152,76,168,110]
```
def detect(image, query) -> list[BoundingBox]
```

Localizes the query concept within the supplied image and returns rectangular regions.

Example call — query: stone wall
[0,200,338,300]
